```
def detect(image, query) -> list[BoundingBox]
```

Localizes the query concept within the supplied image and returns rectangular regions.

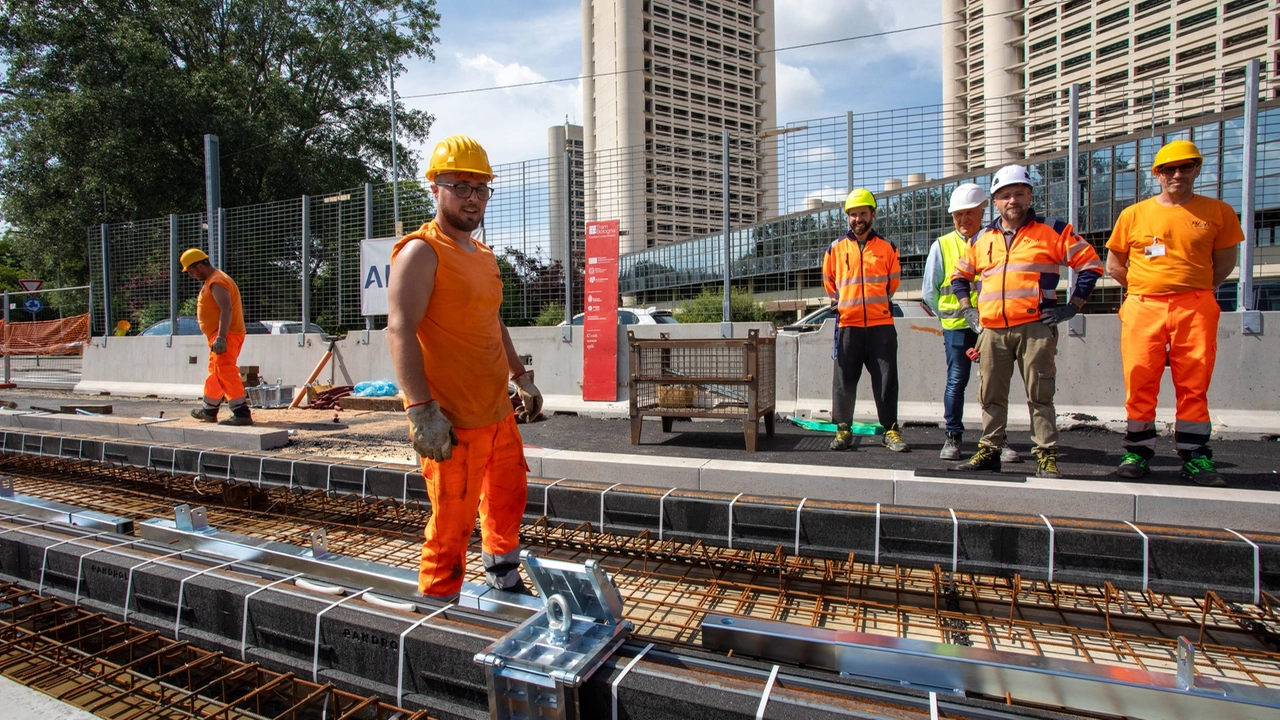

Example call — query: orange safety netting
[0,313,89,356]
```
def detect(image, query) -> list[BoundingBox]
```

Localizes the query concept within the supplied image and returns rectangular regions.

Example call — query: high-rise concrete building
[942,0,1277,175]
[548,123,585,267]
[582,0,777,254]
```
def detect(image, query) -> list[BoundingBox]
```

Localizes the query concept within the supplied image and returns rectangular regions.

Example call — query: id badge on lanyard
[1144,236,1166,258]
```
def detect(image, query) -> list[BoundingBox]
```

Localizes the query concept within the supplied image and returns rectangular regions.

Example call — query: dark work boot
[1115,452,1151,479]
[829,423,854,450]
[939,433,962,460]
[190,406,218,423]
[1179,449,1226,487]
[954,443,1000,472]
[220,405,253,426]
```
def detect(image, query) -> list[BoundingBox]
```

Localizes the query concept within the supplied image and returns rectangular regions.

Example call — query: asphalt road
[4,388,1278,492]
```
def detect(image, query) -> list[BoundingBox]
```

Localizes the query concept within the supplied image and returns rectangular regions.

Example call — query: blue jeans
[942,328,978,435]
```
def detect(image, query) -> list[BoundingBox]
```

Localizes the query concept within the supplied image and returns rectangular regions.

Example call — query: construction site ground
[5,387,1279,492]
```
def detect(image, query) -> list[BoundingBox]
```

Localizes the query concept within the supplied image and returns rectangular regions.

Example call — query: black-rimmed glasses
[435,181,494,200]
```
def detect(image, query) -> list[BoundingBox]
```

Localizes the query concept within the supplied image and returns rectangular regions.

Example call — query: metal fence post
[846,111,855,193]
[204,134,221,269]
[218,207,228,274]
[721,130,733,339]
[1240,59,1260,333]
[561,149,573,343]
[169,214,179,348]
[100,223,111,346]
[1066,84,1085,337]
[364,183,374,343]
[3,289,10,385]
[300,195,310,346]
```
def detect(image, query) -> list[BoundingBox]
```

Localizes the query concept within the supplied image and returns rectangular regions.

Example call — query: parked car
[259,320,328,335]
[138,317,270,336]
[780,301,933,332]
[561,307,679,326]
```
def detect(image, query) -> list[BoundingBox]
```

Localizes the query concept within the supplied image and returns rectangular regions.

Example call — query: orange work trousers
[418,413,528,597]
[1119,290,1219,454]
[203,333,246,406]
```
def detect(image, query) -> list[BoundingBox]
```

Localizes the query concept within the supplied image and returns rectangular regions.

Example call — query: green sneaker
[1034,449,1062,479]
[1115,452,1150,479]
[1180,453,1226,487]
[829,424,854,451]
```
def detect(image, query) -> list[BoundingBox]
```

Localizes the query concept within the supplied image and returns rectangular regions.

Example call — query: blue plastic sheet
[351,380,399,397]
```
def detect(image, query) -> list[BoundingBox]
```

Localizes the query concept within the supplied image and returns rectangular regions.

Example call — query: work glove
[1040,303,1078,326]
[961,306,982,331]
[513,371,543,422]
[406,401,458,462]
[210,336,228,354]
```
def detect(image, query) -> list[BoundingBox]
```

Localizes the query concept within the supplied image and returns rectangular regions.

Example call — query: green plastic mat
[785,416,883,435]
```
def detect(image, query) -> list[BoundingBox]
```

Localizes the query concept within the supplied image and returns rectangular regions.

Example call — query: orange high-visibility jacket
[950,212,1103,329]
[822,231,901,328]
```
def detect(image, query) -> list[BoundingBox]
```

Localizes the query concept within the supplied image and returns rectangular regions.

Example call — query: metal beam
[701,614,1280,720]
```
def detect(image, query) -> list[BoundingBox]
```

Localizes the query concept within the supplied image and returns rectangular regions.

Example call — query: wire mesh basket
[628,329,776,450]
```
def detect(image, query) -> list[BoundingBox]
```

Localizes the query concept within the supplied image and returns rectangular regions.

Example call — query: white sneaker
[1001,445,1022,464]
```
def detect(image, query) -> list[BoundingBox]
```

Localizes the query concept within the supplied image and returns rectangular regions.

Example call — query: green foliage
[534,303,564,327]
[0,0,441,286]
[679,287,772,323]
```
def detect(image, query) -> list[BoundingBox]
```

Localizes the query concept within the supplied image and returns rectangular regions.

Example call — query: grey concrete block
[893,475,1137,522]
[14,415,61,432]
[522,446,556,478]
[1134,486,1280,534]
[540,450,704,489]
[57,416,123,438]
[699,459,894,504]
[182,426,290,451]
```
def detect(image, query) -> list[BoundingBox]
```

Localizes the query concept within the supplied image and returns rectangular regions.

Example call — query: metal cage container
[628,328,776,451]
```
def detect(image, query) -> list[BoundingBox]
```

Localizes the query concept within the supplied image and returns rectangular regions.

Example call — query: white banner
[360,237,398,316]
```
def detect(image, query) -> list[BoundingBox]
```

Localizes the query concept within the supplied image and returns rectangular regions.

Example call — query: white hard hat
[948,183,988,213]
[990,165,1034,195]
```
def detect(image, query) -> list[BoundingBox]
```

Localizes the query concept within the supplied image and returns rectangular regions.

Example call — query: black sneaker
[190,407,218,423]
[1035,449,1062,479]
[1115,452,1150,479]
[219,407,253,426]
[493,578,535,596]
[954,443,1000,472]
[829,423,854,451]
[1180,452,1226,487]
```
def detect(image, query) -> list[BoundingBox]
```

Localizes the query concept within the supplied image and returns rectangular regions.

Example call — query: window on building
[1097,70,1128,88]
[1177,8,1216,34]
[1030,37,1056,56]
[1224,0,1266,17]
[1097,8,1128,30]
[1176,43,1216,67]
[1224,27,1267,52]
[1135,0,1169,17]
[1061,0,1090,15]
[1030,64,1057,83]
[1029,8,1056,28]
[1134,57,1171,77]
[1135,24,1171,49]
[1063,52,1091,71]
[1098,39,1128,60]
[1062,22,1091,44]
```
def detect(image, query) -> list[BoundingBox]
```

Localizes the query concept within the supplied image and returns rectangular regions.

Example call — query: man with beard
[823,188,908,452]
[1106,140,1241,487]
[950,165,1103,478]
[387,135,542,598]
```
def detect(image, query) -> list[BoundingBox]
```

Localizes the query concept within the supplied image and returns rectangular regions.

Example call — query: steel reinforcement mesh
[0,454,1277,693]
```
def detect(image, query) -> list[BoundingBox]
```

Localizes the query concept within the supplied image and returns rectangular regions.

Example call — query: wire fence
[86,62,1280,335]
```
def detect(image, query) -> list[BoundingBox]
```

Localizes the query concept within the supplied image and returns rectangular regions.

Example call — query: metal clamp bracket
[474,552,632,720]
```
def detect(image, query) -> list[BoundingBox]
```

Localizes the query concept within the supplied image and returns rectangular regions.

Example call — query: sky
[395,0,944,169]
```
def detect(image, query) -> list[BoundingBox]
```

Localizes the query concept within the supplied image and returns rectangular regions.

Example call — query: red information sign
[582,220,620,401]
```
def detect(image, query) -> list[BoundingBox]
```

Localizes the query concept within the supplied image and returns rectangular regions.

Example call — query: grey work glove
[1040,303,1078,326]
[961,306,982,331]
[210,336,228,354]
[406,401,458,462]
[513,371,543,422]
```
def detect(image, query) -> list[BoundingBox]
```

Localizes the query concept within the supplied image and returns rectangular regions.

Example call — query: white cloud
[798,146,838,164]
[776,61,825,122]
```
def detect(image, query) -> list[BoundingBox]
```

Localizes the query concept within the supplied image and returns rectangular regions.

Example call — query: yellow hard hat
[180,248,209,271]
[843,188,876,212]
[1152,140,1203,171]
[425,135,495,181]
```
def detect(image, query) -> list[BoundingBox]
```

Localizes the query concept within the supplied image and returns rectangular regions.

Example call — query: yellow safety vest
[936,231,969,331]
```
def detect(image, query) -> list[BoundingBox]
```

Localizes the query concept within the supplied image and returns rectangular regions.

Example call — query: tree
[0,0,440,285]
[679,287,774,323]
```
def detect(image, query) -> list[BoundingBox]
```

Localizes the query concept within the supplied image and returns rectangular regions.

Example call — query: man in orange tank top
[387,135,543,598]
[1106,140,1241,487]
[182,248,253,426]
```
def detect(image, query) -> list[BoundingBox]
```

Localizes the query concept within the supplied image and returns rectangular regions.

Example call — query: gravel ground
[5,388,1278,491]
